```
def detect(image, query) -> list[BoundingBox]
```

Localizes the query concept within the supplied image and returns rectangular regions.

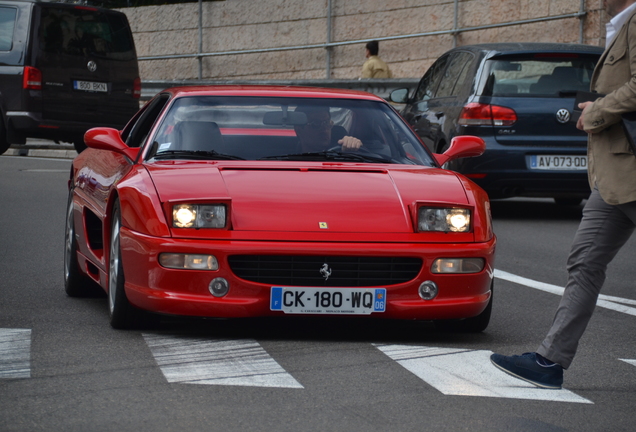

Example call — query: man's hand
[576,101,594,132]
[338,136,363,150]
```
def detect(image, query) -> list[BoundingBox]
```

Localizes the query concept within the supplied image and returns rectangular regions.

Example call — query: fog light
[418,280,438,300]
[209,277,229,297]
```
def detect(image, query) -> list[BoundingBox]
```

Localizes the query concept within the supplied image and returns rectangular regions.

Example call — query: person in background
[489,0,636,390]
[361,40,392,79]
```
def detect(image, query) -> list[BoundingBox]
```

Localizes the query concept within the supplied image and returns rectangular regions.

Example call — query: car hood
[146,163,469,233]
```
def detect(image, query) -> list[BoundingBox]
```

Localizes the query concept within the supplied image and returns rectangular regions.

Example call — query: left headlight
[173,204,226,228]
[418,207,471,233]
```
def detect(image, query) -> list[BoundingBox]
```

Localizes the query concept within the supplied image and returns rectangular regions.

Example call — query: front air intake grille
[227,255,422,287]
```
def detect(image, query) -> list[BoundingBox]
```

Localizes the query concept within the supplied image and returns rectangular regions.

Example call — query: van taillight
[458,102,517,126]
[133,77,141,99]
[23,67,42,90]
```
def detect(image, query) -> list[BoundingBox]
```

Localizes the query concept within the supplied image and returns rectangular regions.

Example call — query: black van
[0,0,140,154]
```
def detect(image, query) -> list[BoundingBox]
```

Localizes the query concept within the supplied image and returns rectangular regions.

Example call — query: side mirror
[84,127,140,162]
[389,88,409,104]
[434,135,485,166]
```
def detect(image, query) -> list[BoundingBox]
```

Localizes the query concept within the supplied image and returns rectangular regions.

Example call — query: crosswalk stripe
[495,269,636,316]
[619,359,636,367]
[374,344,593,404]
[142,334,303,388]
[0,329,31,379]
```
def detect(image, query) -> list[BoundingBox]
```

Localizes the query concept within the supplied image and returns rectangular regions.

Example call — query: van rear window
[0,6,17,52]
[38,6,135,61]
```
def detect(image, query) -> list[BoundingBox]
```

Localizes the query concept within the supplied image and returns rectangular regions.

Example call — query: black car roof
[452,42,604,58]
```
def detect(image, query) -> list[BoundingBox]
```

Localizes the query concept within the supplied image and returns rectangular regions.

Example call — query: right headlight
[417,207,471,233]
[172,204,227,228]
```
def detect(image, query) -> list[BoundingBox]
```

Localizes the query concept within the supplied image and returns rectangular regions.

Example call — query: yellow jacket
[361,56,392,78]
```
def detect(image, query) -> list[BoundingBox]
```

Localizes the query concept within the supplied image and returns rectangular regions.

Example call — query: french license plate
[270,287,386,315]
[529,155,587,171]
[73,80,108,92]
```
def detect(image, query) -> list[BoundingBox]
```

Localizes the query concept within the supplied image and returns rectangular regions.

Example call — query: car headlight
[172,204,226,228]
[418,207,470,232]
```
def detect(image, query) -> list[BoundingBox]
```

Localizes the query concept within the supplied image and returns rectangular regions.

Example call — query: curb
[5,141,77,160]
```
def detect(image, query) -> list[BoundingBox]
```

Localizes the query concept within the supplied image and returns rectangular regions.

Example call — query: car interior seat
[530,66,582,94]
[174,121,224,152]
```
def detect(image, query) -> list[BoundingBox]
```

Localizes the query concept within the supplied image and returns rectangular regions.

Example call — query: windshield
[148,96,435,166]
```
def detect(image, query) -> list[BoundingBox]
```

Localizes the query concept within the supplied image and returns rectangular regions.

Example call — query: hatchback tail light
[133,77,141,99]
[23,66,42,90]
[458,102,517,126]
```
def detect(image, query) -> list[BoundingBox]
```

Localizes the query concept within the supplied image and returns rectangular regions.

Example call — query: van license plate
[529,155,587,171]
[270,287,386,315]
[73,80,108,92]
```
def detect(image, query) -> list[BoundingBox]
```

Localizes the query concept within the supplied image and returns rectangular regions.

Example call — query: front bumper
[119,227,496,320]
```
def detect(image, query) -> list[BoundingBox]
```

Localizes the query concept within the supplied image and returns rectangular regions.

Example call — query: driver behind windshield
[294,106,363,153]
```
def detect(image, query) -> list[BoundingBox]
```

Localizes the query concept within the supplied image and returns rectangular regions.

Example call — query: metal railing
[138,0,589,79]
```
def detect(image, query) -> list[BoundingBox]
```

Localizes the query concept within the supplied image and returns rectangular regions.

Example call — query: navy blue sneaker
[490,352,563,389]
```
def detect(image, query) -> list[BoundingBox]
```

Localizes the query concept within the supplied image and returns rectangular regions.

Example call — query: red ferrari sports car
[64,86,496,331]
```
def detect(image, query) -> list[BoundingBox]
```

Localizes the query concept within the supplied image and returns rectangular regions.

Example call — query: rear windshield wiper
[260,150,394,163]
[153,150,245,160]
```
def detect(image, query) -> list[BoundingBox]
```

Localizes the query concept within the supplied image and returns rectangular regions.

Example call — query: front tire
[108,199,145,329]
[73,138,87,154]
[435,281,493,333]
[0,119,10,155]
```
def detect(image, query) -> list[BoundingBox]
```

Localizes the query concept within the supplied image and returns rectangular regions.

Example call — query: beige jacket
[361,56,392,79]
[584,9,636,205]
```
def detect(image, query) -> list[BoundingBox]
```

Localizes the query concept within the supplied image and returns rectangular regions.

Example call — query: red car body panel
[68,85,496,325]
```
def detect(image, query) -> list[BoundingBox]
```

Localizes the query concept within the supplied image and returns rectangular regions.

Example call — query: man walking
[490,0,636,389]
[361,40,392,79]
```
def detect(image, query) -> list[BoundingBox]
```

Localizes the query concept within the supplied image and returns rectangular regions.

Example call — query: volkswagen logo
[87,61,97,72]
[319,263,332,281]
[556,108,570,124]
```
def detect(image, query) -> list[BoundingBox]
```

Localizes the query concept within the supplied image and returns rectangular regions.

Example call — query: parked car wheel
[0,120,10,155]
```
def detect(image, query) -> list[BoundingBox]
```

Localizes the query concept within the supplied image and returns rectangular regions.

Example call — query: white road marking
[495,269,636,317]
[0,329,31,379]
[143,334,303,388]
[374,344,593,404]
[619,359,636,367]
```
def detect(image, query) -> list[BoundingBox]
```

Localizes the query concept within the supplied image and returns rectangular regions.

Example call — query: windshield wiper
[153,150,245,161]
[260,150,393,163]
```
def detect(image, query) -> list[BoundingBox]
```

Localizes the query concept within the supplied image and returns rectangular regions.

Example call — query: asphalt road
[1,155,635,432]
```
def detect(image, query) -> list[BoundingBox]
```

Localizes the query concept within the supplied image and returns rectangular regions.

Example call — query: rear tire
[64,191,100,297]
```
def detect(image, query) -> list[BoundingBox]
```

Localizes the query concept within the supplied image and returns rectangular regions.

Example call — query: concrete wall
[120,0,607,82]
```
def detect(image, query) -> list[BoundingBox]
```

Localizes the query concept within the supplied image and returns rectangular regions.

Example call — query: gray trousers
[537,187,636,369]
